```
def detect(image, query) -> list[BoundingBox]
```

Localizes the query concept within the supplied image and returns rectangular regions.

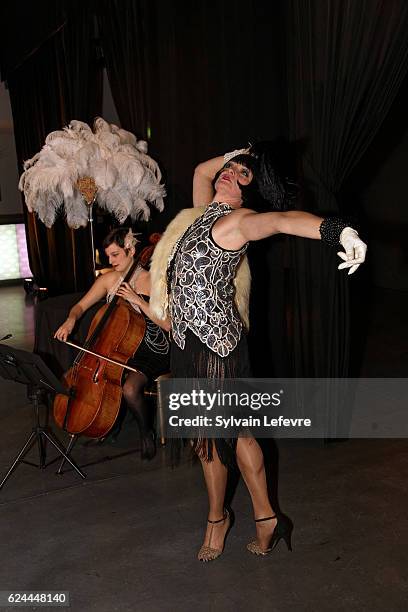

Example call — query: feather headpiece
[19,117,166,228]
[123,228,140,250]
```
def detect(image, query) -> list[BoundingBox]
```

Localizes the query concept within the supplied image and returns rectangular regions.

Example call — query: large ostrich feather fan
[19,117,166,228]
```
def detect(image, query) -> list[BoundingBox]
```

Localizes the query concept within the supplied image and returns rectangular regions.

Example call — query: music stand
[0,344,86,490]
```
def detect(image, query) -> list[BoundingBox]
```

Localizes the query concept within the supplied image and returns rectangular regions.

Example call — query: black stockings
[122,371,156,460]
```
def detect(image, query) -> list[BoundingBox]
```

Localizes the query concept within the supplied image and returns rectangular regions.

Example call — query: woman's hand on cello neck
[116,281,144,308]
[116,275,171,332]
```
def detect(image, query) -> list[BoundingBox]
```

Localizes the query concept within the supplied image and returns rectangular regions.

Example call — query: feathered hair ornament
[123,228,140,250]
[19,117,166,228]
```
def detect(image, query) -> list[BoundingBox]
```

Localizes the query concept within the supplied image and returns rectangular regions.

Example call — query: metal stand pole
[88,201,96,277]
[56,434,78,475]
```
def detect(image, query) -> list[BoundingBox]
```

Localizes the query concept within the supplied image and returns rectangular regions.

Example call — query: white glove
[337,227,367,275]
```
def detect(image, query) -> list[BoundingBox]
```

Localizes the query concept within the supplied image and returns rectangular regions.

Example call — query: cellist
[54,227,171,459]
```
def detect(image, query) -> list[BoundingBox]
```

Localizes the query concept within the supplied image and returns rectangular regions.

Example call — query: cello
[53,260,146,439]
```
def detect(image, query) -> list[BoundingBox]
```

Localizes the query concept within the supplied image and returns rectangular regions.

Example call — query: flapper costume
[167,203,251,464]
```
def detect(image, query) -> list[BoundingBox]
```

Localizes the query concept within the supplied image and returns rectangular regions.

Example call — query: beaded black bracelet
[319,216,348,247]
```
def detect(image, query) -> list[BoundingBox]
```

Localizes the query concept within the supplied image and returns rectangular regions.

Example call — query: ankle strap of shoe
[207,512,227,524]
[255,515,276,522]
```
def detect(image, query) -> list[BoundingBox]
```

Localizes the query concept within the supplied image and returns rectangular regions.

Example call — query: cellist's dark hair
[102,227,139,254]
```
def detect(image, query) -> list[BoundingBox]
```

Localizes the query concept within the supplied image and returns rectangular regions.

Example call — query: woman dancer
[150,143,366,559]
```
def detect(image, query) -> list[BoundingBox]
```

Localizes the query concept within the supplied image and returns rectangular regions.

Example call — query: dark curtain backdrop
[146,0,287,221]
[285,0,408,377]
[98,0,286,224]
[96,0,151,141]
[0,1,65,81]
[96,0,288,375]
[1,0,288,372]
[4,2,103,294]
[2,0,408,377]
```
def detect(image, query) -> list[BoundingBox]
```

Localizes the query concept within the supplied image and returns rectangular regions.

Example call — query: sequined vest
[168,202,248,357]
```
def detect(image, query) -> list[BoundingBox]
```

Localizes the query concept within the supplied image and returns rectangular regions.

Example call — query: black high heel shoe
[131,409,157,460]
[247,514,293,556]
[140,430,156,461]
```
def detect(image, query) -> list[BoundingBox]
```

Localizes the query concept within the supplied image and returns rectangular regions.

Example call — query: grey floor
[0,285,407,612]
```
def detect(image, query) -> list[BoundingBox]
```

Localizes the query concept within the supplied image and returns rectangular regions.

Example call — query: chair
[145,372,171,446]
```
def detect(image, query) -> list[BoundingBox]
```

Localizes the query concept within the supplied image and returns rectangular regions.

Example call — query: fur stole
[150,206,251,329]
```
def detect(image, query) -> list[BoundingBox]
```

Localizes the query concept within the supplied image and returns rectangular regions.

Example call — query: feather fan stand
[19,117,166,276]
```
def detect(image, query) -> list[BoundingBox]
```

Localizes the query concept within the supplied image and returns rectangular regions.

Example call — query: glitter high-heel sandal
[247,514,293,556]
[197,509,233,562]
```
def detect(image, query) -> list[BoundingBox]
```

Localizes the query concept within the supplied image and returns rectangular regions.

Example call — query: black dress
[127,296,170,380]
[168,202,251,465]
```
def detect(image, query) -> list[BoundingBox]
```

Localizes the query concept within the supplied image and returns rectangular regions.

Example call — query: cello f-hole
[92,360,101,383]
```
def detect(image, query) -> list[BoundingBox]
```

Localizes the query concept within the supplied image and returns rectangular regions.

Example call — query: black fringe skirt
[170,328,251,467]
